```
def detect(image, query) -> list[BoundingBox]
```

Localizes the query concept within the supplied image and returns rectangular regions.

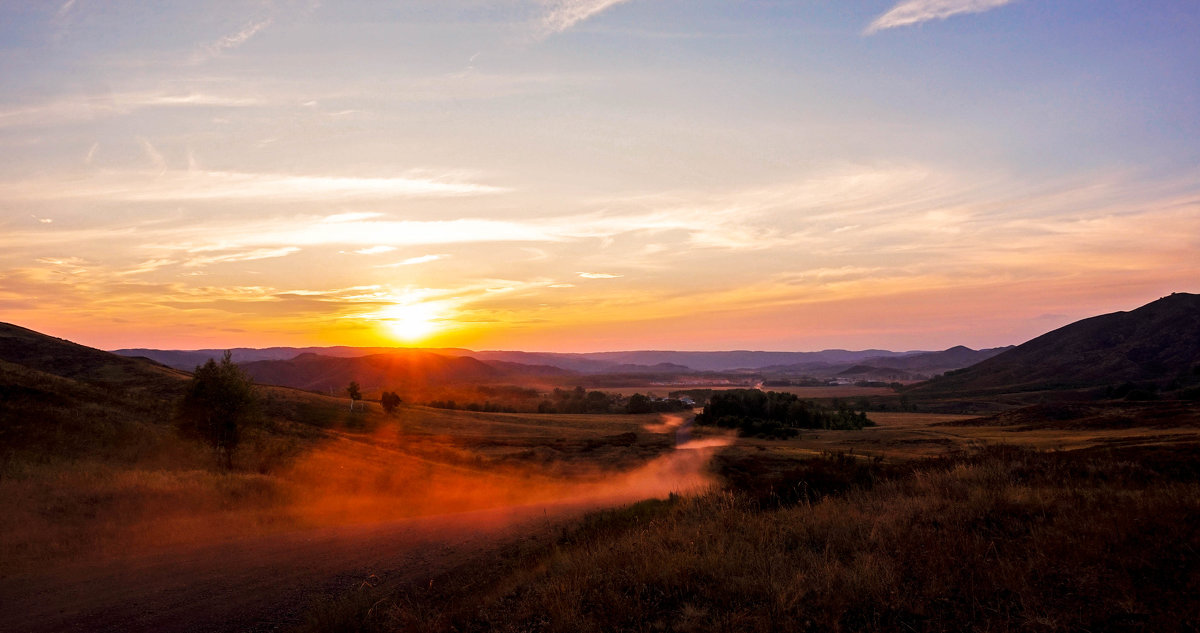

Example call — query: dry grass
[0,392,679,575]
[715,410,1200,462]
[313,444,1200,633]
[595,385,895,399]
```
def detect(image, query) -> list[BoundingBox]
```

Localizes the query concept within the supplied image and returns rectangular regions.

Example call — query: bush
[176,351,258,468]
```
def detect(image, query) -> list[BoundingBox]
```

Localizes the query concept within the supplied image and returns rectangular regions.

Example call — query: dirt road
[0,499,603,633]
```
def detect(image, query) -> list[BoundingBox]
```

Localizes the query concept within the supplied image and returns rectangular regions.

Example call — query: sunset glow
[1,2,1197,351]
[378,302,445,344]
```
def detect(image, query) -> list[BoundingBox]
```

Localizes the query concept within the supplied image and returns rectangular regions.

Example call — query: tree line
[695,389,873,439]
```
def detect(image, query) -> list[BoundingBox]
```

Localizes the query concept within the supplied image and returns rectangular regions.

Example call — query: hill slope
[237,350,567,394]
[1,322,185,390]
[909,293,1200,397]
[0,323,189,457]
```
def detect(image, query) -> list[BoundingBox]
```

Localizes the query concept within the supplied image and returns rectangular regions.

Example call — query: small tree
[381,391,402,415]
[347,381,362,411]
[177,351,257,469]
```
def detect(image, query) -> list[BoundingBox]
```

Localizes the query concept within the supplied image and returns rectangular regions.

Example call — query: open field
[713,408,1200,462]
[307,404,1200,633]
[5,380,1200,632]
[594,384,898,399]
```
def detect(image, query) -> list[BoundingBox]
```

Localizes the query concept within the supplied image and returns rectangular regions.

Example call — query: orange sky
[2,2,1198,352]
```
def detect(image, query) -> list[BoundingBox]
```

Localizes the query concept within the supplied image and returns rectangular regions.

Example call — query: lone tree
[347,381,362,411]
[381,391,402,415]
[177,351,257,469]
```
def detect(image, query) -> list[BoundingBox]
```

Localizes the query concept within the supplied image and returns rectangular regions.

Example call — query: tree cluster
[695,389,873,439]
[536,386,618,414]
[428,399,517,413]
[532,387,692,415]
[624,392,692,414]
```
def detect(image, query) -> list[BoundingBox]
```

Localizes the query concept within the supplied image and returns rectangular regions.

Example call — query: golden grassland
[303,443,1200,633]
[293,404,1200,633]
[730,410,1200,462]
[593,385,896,399]
[5,368,1200,632]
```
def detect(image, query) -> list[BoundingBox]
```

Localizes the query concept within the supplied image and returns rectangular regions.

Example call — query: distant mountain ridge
[236,350,573,394]
[760,345,1012,377]
[113,346,475,371]
[116,345,979,375]
[908,293,1200,397]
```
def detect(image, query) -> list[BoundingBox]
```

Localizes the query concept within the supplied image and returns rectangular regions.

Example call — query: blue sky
[0,1,1197,351]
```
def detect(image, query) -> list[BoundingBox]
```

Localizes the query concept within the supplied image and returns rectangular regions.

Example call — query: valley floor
[3,402,1198,632]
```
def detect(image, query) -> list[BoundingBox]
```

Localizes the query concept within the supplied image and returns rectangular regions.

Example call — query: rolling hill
[2,322,185,390]
[908,293,1200,397]
[237,350,573,395]
[0,322,189,456]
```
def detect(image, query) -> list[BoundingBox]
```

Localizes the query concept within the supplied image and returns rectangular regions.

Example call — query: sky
[0,0,1197,353]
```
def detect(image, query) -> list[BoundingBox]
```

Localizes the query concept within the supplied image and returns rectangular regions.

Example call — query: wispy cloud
[184,246,300,268]
[376,254,446,268]
[56,0,77,19]
[193,17,273,63]
[865,0,1018,34]
[578,272,622,279]
[540,0,635,35]
[353,246,396,255]
[137,137,167,173]
[0,91,259,129]
[0,169,506,202]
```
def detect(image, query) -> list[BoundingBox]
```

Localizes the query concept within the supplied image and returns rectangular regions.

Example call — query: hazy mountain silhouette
[909,293,1200,397]
[237,350,572,394]
[117,346,939,374]
[835,365,918,381]
[111,346,475,371]
[758,346,1010,378]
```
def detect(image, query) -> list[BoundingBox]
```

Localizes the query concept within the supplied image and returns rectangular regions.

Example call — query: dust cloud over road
[0,414,729,633]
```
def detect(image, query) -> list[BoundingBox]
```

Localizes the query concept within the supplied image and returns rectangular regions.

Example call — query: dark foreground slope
[0,323,189,457]
[908,293,1200,398]
[0,322,185,390]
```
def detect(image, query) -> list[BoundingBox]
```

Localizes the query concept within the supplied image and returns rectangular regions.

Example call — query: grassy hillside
[909,293,1200,398]
[0,322,185,390]
[0,323,189,462]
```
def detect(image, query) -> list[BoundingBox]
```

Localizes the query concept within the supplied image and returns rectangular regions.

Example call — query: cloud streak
[865,0,1018,34]
[0,169,506,202]
[193,18,273,63]
[0,91,259,129]
[376,254,446,268]
[540,0,635,35]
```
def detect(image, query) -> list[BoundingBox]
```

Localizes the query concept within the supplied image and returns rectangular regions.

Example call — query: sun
[381,302,442,343]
